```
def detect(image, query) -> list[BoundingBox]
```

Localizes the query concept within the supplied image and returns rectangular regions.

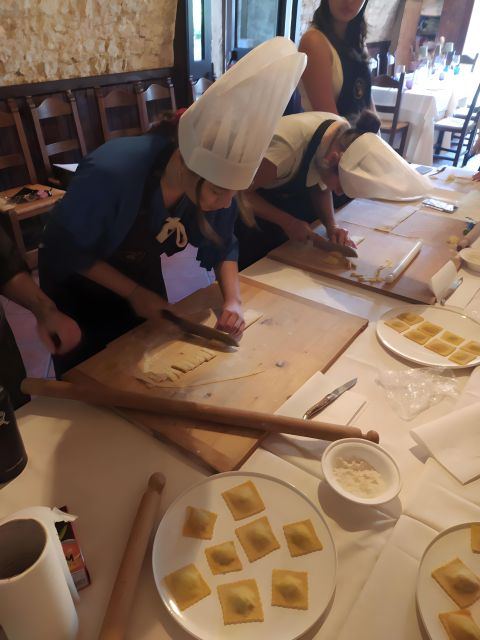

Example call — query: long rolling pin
[384,239,423,283]
[98,472,166,640]
[21,378,379,443]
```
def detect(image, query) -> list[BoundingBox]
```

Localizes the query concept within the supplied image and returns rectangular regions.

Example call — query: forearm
[244,191,297,229]
[215,260,241,306]
[309,187,335,231]
[80,260,139,299]
[2,272,56,320]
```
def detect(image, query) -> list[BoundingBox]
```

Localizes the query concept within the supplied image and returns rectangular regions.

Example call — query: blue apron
[334,43,372,123]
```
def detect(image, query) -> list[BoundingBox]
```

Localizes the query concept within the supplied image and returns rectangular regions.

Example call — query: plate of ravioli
[376,305,480,368]
[416,522,480,640]
[152,471,336,640]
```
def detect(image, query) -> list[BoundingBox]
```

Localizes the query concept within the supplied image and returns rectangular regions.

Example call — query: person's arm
[214,260,245,338]
[298,30,339,114]
[244,190,315,242]
[473,172,480,182]
[80,260,170,319]
[308,186,355,246]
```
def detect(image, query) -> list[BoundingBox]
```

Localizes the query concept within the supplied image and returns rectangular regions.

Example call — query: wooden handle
[98,472,166,640]
[21,377,379,443]
[457,224,480,250]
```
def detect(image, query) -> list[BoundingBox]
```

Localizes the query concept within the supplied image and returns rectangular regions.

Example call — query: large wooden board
[269,220,459,305]
[65,278,368,472]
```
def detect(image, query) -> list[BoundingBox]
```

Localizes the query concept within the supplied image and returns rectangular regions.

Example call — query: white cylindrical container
[0,518,79,640]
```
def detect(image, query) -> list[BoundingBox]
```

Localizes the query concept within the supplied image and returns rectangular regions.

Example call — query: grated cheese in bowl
[332,456,386,498]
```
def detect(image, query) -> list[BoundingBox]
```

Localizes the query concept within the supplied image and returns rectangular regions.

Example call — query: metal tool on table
[161,309,239,347]
[312,234,358,258]
[439,276,463,305]
[303,378,357,420]
[99,472,166,640]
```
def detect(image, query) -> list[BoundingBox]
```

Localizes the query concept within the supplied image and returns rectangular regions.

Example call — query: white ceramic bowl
[459,248,480,273]
[321,438,401,506]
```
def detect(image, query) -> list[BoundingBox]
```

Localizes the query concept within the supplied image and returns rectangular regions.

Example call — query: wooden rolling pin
[21,377,379,443]
[99,472,166,640]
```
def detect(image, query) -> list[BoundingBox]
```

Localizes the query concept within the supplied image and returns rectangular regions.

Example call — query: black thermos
[0,386,28,482]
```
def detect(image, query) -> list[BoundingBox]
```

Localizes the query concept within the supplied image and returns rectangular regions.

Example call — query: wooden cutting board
[269,220,459,305]
[64,278,368,472]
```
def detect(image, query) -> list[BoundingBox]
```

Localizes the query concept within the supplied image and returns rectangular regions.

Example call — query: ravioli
[404,328,430,345]
[424,338,456,357]
[384,318,409,333]
[472,524,480,553]
[283,519,323,557]
[432,557,480,608]
[205,541,243,575]
[182,506,217,540]
[222,480,265,521]
[417,321,443,337]
[235,516,280,562]
[163,563,211,611]
[449,350,477,365]
[217,579,264,624]
[440,330,465,346]
[462,341,480,356]
[272,569,308,610]
[396,312,424,325]
[439,609,480,640]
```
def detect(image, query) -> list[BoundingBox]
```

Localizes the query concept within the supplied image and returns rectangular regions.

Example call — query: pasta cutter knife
[161,309,239,347]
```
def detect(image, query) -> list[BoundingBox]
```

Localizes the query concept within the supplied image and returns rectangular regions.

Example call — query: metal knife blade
[161,309,240,347]
[439,276,463,306]
[303,378,357,420]
[311,234,358,258]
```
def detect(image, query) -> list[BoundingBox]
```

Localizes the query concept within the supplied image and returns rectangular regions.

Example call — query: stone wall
[0,0,177,86]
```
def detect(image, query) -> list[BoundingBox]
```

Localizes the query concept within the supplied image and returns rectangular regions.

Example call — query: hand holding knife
[303,378,357,420]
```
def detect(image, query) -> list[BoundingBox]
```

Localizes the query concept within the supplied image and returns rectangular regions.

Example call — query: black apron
[335,44,371,123]
[0,307,29,409]
[236,119,335,270]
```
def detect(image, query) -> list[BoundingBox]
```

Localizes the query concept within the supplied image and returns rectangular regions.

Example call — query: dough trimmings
[182,506,217,540]
[163,563,211,611]
[462,341,480,356]
[396,312,424,325]
[205,541,243,575]
[404,328,430,345]
[432,557,480,608]
[416,321,443,337]
[235,515,280,562]
[440,330,465,347]
[217,579,264,625]
[448,350,477,365]
[472,524,480,553]
[283,519,323,557]
[384,318,410,333]
[424,338,456,357]
[272,569,309,610]
[222,480,266,521]
[439,609,480,640]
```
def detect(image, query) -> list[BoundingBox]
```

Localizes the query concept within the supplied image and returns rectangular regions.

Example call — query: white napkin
[430,260,457,301]
[410,367,480,484]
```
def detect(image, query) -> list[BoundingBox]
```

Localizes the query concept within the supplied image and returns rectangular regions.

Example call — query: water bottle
[0,386,28,483]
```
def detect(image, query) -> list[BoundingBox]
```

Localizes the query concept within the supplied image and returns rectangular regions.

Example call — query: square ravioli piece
[235,515,280,562]
[222,480,265,521]
[448,349,477,365]
[205,541,243,575]
[396,311,424,325]
[439,609,480,640]
[417,320,443,337]
[462,341,480,356]
[217,579,264,625]
[440,330,465,347]
[384,318,410,333]
[163,563,211,611]
[283,519,323,557]
[272,569,308,610]
[404,328,430,345]
[432,557,480,608]
[424,338,456,357]
[182,506,217,540]
[472,524,480,553]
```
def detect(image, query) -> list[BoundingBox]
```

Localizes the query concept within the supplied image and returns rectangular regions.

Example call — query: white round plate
[376,305,480,368]
[416,522,480,639]
[152,471,336,640]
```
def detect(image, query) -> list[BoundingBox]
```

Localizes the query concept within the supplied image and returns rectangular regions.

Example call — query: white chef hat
[179,37,307,191]
[339,133,430,201]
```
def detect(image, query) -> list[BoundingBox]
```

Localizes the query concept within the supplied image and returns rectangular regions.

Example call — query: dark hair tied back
[354,109,380,134]
[312,0,368,58]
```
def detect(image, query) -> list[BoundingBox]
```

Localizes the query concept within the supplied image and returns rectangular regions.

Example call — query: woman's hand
[36,308,82,355]
[282,216,315,243]
[327,225,356,247]
[216,300,245,339]
[127,285,170,320]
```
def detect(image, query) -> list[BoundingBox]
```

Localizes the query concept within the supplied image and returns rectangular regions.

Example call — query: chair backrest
[137,78,177,132]
[95,86,143,141]
[27,91,86,178]
[189,76,214,103]
[0,98,38,184]
[460,53,478,72]
[457,79,480,162]
[371,72,405,148]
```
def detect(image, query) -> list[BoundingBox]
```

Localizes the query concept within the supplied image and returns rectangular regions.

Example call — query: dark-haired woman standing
[299,0,372,123]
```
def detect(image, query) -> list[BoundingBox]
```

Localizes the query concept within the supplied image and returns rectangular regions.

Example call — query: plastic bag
[376,367,459,421]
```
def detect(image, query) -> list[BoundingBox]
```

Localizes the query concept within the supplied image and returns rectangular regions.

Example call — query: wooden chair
[189,76,214,103]
[460,53,478,72]
[95,85,143,141]
[27,91,86,188]
[0,98,64,268]
[434,80,480,166]
[371,73,410,157]
[137,78,177,132]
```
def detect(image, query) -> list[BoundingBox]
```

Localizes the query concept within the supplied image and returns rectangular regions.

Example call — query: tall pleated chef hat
[179,37,307,191]
[339,133,431,200]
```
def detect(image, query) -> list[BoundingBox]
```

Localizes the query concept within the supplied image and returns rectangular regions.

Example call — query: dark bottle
[0,386,28,483]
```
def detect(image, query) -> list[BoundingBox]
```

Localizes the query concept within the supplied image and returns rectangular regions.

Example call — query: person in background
[0,226,81,408]
[298,0,372,123]
[39,37,306,378]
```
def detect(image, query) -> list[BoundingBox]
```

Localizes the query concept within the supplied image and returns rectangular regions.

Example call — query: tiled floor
[3,244,214,380]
